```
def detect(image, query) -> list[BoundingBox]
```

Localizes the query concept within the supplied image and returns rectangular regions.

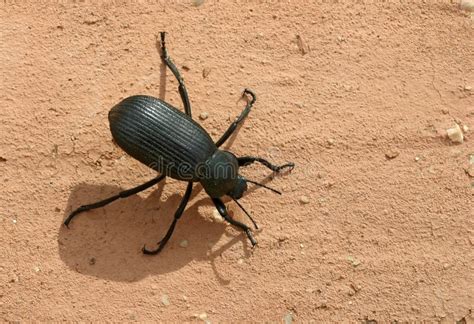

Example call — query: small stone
[414,156,420,162]
[89,257,96,265]
[237,258,244,265]
[212,209,224,223]
[161,294,170,306]
[385,150,399,160]
[463,85,472,91]
[199,112,209,120]
[10,273,19,283]
[299,195,310,204]
[441,108,449,114]
[33,266,40,273]
[179,240,189,248]
[350,283,361,292]
[296,34,309,55]
[460,0,474,12]
[284,312,293,324]
[12,219,17,224]
[126,310,136,320]
[54,207,61,212]
[465,165,474,177]
[300,243,304,248]
[193,0,205,5]
[446,124,464,143]
[198,312,208,320]
[202,67,211,78]
[347,256,361,267]
[462,125,469,132]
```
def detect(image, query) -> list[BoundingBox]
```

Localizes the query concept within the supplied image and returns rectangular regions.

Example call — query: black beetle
[65,32,294,254]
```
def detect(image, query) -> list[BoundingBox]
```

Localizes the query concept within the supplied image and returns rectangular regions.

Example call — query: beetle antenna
[246,179,282,195]
[232,198,258,229]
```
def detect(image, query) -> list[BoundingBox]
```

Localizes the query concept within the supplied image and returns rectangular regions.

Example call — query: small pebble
[212,209,224,223]
[441,108,449,114]
[33,266,40,273]
[460,0,474,12]
[299,195,310,204]
[385,150,400,160]
[465,165,474,177]
[414,156,420,162]
[462,125,469,132]
[12,219,17,224]
[199,112,209,120]
[179,240,189,248]
[284,312,293,324]
[202,67,211,78]
[347,256,361,267]
[446,124,464,143]
[126,310,136,320]
[198,312,208,320]
[237,258,244,265]
[161,294,170,306]
[463,85,472,91]
[193,0,205,5]
[89,257,96,265]
[10,273,19,283]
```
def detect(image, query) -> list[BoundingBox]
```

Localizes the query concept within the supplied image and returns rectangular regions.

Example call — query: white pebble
[179,240,189,248]
[212,209,224,223]
[12,219,17,224]
[199,112,209,120]
[198,312,208,320]
[446,124,464,143]
[33,266,40,273]
[462,125,469,132]
[161,294,170,306]
[460,0,474,12]
[299,195,310,204]
[237,258,244,265]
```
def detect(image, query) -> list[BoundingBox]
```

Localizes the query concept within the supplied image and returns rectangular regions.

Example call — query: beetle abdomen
[109,95,216,181]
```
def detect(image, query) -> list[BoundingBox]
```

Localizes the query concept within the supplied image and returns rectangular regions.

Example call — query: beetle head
[199,150,247,199]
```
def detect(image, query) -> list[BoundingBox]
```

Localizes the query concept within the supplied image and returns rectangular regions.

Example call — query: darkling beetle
[64,32,294,254]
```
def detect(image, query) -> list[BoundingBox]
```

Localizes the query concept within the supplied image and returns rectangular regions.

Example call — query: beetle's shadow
[58,181,250,282]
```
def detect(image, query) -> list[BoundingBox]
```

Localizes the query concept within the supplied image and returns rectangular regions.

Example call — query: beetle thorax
[199,150,244,198]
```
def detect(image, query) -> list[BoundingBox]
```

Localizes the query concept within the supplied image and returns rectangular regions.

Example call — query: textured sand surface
[1,1,473,322]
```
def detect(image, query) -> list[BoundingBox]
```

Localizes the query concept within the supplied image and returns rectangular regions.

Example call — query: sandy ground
[1,1,473,322]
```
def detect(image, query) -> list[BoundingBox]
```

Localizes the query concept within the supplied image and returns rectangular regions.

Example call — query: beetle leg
[142,181,193,255]
[215,89,256,148]
[238,156,295,173]
[64,174,166,228]
[158,32,192,117]
[212,197,257,247]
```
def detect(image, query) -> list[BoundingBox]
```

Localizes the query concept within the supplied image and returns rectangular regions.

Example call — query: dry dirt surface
[1,1,473,322]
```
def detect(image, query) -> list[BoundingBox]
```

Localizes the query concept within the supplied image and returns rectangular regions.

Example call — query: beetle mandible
[64,32,294,254]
